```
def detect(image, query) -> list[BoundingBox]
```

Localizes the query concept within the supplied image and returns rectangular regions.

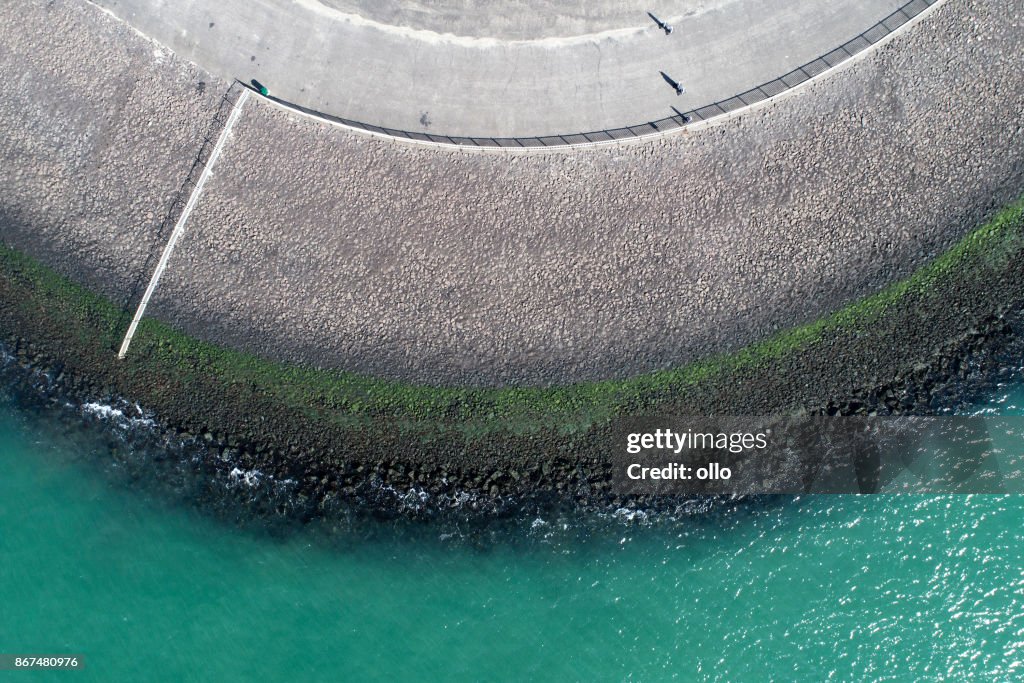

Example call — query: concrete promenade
[89,0,905,137]
[0,0,1022,387]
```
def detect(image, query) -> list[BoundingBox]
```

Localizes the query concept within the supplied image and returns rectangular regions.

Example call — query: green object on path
[259,86,269,96]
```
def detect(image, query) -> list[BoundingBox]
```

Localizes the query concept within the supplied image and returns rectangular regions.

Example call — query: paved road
[90,0,904,137]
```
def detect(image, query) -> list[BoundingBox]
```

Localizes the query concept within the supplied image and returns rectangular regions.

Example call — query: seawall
[2,0,1022,387]
[0,0,1022,513]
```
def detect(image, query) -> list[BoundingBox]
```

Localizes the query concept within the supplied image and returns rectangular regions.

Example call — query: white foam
[82,401,125,420]
[229,467,263,487]
[611,507,650,523]
[82,400,157,428]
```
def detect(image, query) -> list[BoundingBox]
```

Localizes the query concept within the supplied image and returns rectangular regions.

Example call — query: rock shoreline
[3,287,1023,524]
[2,193,1024,521]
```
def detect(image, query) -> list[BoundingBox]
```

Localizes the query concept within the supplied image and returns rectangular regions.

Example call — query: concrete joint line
[117,89,250,359]
[253,0,949,154]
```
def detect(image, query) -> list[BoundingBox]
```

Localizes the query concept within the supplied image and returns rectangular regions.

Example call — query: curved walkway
[88,0,908,138]
[253,0,943,149]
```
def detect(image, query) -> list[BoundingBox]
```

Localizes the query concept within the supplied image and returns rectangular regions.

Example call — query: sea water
[1,368,1023,681]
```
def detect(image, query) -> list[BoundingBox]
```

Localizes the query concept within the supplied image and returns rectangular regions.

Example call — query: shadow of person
[647,12,673,34]
[660,71,684,95]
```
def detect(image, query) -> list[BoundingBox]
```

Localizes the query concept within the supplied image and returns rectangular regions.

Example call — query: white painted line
[118,89,250,359]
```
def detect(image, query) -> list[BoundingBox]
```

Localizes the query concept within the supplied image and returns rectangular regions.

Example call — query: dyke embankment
[2,0,1022,387]
[0,0,1022,517]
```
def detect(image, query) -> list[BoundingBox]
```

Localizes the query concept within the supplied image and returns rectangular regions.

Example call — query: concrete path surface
[89,0,904,137]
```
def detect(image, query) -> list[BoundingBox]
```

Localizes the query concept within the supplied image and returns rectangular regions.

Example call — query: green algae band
[0,196,1022,500]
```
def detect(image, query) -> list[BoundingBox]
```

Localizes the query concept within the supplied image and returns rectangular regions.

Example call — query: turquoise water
[2,376,1024,681]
